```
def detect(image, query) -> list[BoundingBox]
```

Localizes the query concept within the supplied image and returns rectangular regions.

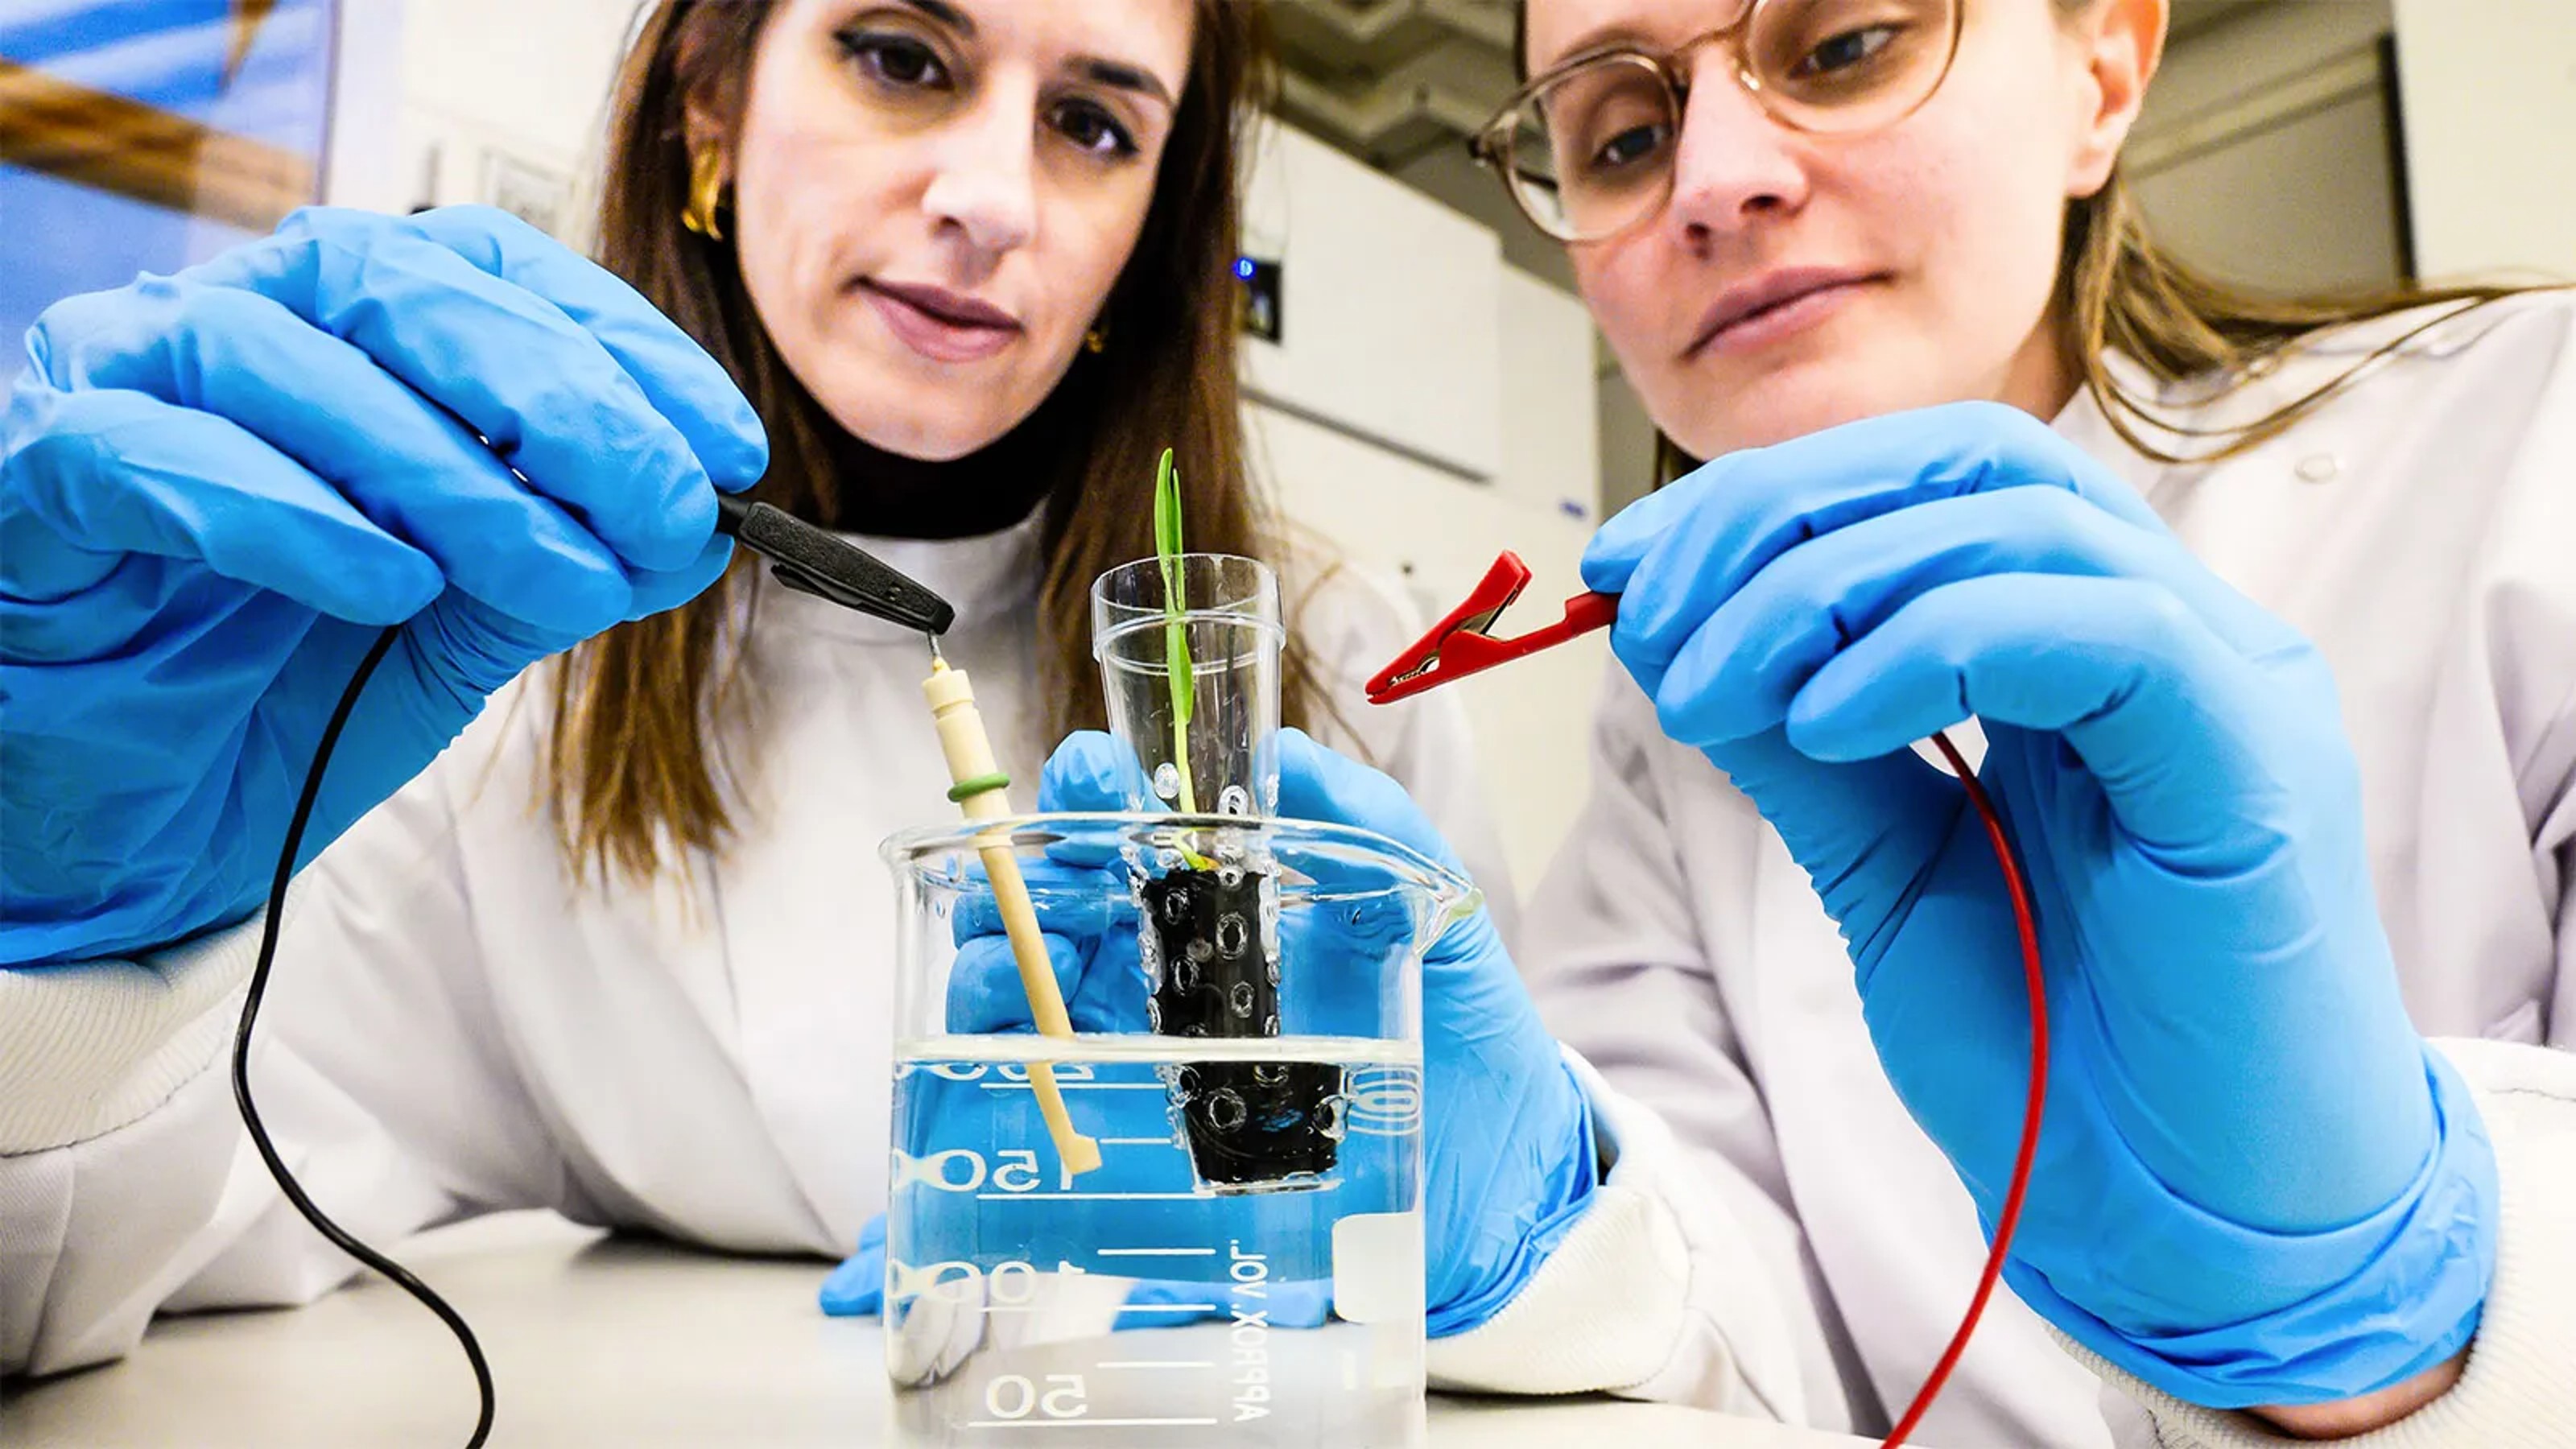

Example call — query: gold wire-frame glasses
[1472,0,1967,244]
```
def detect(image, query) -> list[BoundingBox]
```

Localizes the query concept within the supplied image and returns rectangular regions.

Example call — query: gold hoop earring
[682,146,728,242]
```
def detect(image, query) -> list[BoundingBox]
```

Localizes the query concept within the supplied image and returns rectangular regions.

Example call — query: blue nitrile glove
[2,205,767,966]
[1582,400,2495,1406]
[1044,730,1602,1336]
[820,1214,891,1315]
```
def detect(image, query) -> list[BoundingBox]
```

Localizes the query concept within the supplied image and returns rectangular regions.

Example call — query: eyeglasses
[1472,0,1966,245]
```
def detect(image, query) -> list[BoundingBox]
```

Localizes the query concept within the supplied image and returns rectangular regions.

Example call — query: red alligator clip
[1364,551,1618,705]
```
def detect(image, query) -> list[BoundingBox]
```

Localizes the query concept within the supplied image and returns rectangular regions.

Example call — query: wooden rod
[920,660,1102,1178]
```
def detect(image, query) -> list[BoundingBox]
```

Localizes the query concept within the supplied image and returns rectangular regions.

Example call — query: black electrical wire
[228,623,496,1448]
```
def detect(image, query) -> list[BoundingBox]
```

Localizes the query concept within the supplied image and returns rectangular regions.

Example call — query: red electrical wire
[1879,731,2051,1448]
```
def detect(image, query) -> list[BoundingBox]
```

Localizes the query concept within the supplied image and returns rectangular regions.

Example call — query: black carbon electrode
[1140,866,1341,1187]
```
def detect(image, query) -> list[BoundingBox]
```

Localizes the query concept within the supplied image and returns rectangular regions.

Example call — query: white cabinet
[1496,267,1601,523]
[2391,0,2576,276]
[1250,401,1604,898]
[1244,121,1607,893]
[1240,123,1504,483]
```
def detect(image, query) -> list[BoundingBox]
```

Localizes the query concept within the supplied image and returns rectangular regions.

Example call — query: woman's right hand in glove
[1,205,768,966]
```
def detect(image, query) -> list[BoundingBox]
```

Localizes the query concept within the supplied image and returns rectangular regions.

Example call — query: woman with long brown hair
[1265,0,2576,1443]
[0,0,1530,1377]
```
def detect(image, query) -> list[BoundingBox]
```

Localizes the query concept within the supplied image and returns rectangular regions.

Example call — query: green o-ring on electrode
[946,771,1011,804]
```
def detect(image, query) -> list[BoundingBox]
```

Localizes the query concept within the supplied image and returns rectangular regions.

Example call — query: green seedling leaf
[1154,447,1187,567]
[1153,448,1201,818]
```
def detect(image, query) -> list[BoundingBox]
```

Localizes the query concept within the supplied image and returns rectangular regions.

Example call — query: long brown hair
[551,0,1314,884]
[2058,167,2548,467]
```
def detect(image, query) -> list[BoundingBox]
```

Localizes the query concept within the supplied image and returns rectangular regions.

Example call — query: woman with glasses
[1283,0,2575,1443]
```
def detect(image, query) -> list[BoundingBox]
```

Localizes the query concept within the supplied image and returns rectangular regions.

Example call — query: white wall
[2127,0,2575,287]
[2141,0,2392,124]
[321,0,412,213]
[1596,350,1660,516]
[1392,134,1657,522]
[2390,0,2576,277]
[395,0,637,220]
[1496,267,1600,523]
[2128,0,2405,291]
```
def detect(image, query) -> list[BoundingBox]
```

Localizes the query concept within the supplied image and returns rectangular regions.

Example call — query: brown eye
[838,29,952,90]
[1752,0,1953,109]
[1588,121,1673,175]
[1542,63,1675,182]
[1052,100,1137,159]
[1795,24,1899,78]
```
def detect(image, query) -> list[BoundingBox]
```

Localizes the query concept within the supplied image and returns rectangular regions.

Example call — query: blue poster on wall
[1,0,339,377]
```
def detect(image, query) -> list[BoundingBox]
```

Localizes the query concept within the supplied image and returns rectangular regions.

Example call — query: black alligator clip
[714,493,956,636]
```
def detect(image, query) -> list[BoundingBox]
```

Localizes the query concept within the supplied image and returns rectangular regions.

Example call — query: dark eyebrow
[1531,24,1658,78]
[898,0,974,36]
[897,0,1174,108]
[1073,56,1175,109]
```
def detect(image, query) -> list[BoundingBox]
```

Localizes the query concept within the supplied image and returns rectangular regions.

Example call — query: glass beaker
[879,813,1471,1448]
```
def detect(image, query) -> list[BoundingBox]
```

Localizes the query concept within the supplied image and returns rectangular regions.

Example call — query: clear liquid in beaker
[886,1034,1426,1447]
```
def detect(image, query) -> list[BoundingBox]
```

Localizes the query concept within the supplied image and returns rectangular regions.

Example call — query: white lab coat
[0,519,1517,1375]
[1462,293,2576,1445]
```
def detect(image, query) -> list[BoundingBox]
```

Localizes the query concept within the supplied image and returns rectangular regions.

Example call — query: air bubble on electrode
[1319,1096,1347,1141]
[1206,1089,1247,1131]
[1216,914,1249,958]
[1219,785,1250,817]
[1153,762,1181,800]
[1229,981,1256,1017]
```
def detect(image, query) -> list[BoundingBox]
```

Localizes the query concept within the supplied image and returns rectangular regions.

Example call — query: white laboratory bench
[3,1212,1888,1448]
